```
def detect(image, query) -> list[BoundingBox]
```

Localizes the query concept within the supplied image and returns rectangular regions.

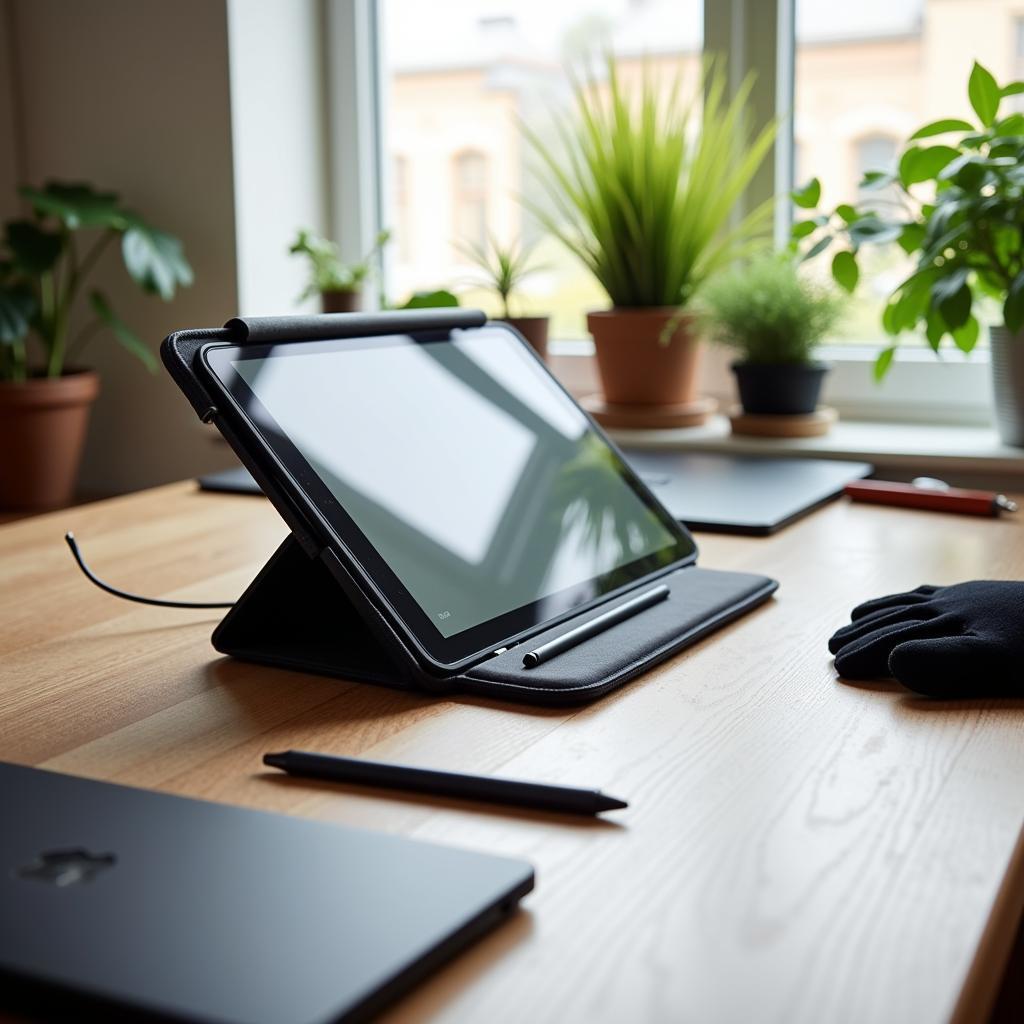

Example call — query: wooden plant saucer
[580,394,717,430]
[728,405,838,438]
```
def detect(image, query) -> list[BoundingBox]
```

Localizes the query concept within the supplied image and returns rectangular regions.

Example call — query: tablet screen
[204,326,695,666]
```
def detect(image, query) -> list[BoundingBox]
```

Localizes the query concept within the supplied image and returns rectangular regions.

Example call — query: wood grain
[2,481,1024,1024]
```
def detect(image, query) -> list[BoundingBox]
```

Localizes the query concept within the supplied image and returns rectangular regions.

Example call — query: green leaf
[925,311,946,351]
[802,235,832,261]
[121,224,193,300]
[1001,81,1024,97]
[995,112,1024,135]
[952,315,979,353]
[791,178,821,209]
[968,61,1000,126]
[19,182,124,229]
[5,220,62,274]
[831,250,859,293]
[835,204,860,225]
[89,290,158,371]
[848,216,903,246]
[881,301,900,336]
[873,346,896,381]
[398,289,459,309]
[909,118,975,140]
[791,219,817,240]
[934,278,972,330]
[859,171,896,191]
[0,283,35,343]
[897,223,926,254]
[898,145,960,187]
[1004,272,1024,333]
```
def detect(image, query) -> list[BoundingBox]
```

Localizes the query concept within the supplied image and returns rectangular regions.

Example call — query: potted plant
[0,181,192,510]
[290,228,389,313]
[792,61,1024,444]
[702,253,842,416]
[457,235,549,359]
[521,59,774,416]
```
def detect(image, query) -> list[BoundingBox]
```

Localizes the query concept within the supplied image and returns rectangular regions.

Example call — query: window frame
[346,0,992,424]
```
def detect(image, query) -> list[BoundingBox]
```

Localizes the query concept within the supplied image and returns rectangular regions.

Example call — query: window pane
[382,0,703,335]
[794,0,1007,347]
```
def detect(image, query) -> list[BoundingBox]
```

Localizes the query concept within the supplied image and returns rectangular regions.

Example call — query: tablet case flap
[214,536,777,706]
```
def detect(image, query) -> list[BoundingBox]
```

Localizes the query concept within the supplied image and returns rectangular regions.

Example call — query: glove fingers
[850,586,938,621]
[833,613,960,680]
[829,603,937,652]
[889,635,1004,697]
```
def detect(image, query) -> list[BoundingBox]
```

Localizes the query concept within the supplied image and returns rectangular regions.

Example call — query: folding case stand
[162,311,779,706]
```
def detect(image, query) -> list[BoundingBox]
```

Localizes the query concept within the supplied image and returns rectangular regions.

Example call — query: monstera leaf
[0,282,35,344]
[121,221,193,300]
[4,221,62,275]
[19,182,125,230]
[89,290,157,371]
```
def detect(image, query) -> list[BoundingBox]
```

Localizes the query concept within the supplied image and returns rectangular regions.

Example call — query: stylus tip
[597,794,628,812]
[263,752,288,769]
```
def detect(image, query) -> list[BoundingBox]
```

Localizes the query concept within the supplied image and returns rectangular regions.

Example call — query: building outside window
[452,149,488,256]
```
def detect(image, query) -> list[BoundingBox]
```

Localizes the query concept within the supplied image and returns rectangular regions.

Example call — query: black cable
[64,532,235,609]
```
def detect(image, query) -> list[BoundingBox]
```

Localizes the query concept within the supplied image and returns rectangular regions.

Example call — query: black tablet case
[162,311,778,706]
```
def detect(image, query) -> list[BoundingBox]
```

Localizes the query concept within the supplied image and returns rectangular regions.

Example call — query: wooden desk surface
[2,482,1023,1024]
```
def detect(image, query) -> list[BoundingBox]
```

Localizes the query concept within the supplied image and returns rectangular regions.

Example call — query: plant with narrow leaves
[521,56,775,313]
[702,253,843,365]
[455,234,542,319]
[0,181,192,382]
[791,61,1024,380]
[290,228,390,301]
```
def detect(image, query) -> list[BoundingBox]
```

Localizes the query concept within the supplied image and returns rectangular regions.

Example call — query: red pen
[845,477,1019,517]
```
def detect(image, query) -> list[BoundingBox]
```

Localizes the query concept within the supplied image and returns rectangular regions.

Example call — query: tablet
[198,324,697,673]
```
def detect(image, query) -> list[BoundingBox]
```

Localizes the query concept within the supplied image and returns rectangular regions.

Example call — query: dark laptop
[620,450,874,535]
[0,761,533,1023]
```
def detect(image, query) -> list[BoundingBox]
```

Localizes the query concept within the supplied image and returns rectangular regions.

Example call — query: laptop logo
[15,848,116,888]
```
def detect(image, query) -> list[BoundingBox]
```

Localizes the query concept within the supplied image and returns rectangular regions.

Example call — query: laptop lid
[0,762,533,1024]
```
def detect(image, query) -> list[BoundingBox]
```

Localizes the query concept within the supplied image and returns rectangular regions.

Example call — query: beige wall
[2,0,241,495]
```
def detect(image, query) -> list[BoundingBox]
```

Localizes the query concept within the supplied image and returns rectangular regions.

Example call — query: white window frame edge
[326,0,386,309]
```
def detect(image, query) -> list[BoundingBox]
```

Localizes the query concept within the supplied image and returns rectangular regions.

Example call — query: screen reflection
[234,328,685,638]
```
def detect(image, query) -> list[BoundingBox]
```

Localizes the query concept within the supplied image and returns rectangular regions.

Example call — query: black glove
[828,581,1024,697]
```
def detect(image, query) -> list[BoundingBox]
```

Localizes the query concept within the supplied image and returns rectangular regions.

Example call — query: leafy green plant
[290,228,390,301]
[456,235,542,318]
[792,60,1024,379]
[702,253,842,365]
[397,289,459,309]
[0,181,193,382]
[520,57,775,310]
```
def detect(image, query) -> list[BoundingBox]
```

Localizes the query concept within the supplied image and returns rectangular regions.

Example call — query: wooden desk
[2,482,1023,1024]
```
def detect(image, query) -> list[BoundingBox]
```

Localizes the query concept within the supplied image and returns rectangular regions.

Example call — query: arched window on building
[452,150,488,254]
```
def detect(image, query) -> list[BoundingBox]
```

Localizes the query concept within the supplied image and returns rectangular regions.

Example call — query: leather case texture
[162,312,779,706]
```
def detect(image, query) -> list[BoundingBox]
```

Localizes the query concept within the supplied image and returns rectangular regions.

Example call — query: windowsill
[608,417,1024,486]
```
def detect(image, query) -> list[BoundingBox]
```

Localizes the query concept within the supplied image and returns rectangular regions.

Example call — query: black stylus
[522,583,671,668]
[263,750,628,815]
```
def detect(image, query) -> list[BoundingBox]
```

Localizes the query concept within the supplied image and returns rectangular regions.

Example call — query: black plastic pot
[732,361,830,415]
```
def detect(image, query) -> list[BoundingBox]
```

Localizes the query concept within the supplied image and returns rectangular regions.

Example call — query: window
[380,0,703,330]
[452,150,488,255]
[350,1,1005,422]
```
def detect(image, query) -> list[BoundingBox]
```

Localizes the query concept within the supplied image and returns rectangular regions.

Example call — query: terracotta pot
[587,308,701,405]
[500,316,549,360]
[0,370,100,511]
[321,289,361,313]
